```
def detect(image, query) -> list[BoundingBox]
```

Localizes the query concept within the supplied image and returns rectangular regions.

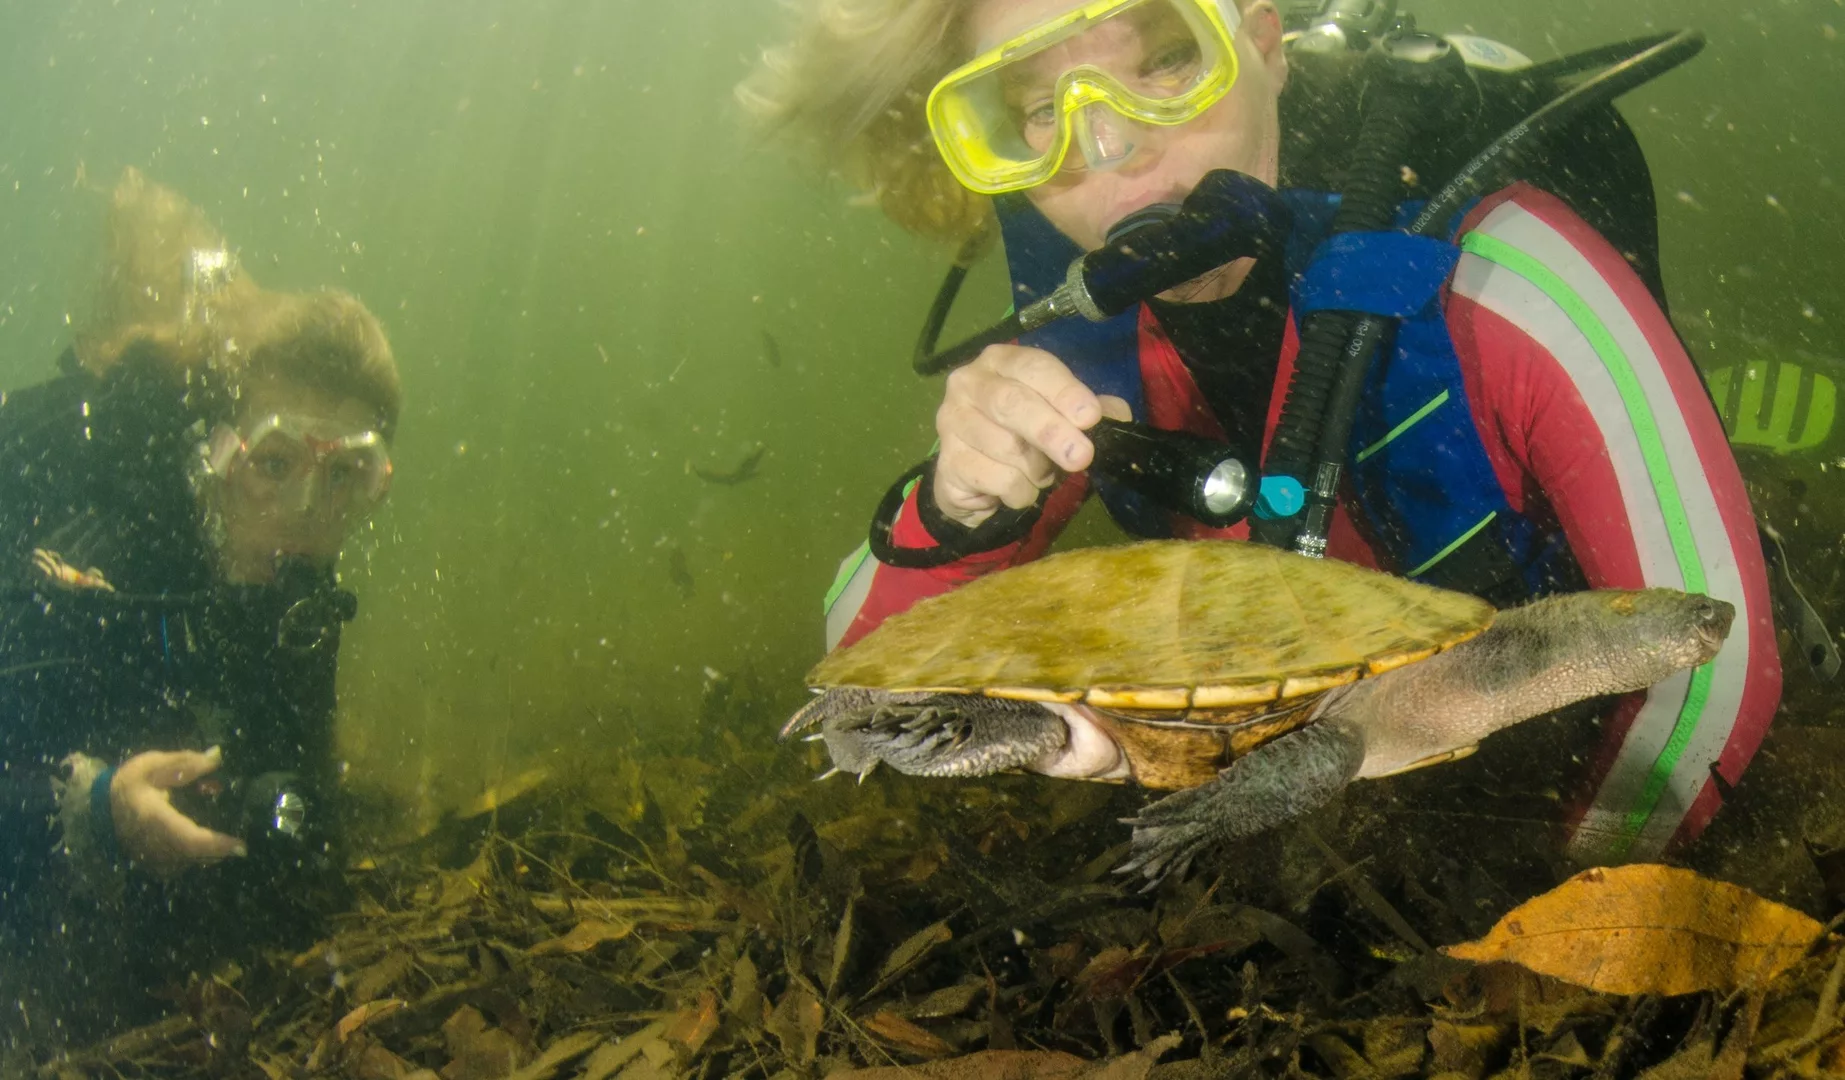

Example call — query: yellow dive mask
[927,0,1242,195]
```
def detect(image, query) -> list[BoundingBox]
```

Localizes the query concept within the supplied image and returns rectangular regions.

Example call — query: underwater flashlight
[1088,419,1258,528]
[174,770,308,846]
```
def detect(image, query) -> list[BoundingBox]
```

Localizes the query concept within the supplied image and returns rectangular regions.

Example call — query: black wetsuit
[0,347,353,1038]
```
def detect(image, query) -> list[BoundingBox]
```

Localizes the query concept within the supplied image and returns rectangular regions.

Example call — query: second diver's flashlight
[1087,419,1256,528]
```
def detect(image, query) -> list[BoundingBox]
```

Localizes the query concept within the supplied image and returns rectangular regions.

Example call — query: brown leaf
[352,1041,432,1080]
[767,982,824,1065]
[821,1049,1088,1080]
[350,951,416,1003]
[441,1005,524,1080]
[336,999,406,1043]
[823,1034,1180,1080]
[1427,1020,1503,1080]
[727,953,761,1025]
[903,981,985,1020]
[502,1031,603,1080]
[578,1021,664,1080]
[877,920,954,985]
[863,1010,956,1059]
[663,990,720,1057]
[1074,946,1147,1002]
[1441,864,1824,996]
[529,917,636,956]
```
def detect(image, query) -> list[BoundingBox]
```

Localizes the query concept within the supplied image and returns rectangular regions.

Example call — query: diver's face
[966,0,1288,252]
[215,375,385,586]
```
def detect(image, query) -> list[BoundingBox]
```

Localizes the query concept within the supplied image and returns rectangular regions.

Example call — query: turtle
[783,540,1732,884]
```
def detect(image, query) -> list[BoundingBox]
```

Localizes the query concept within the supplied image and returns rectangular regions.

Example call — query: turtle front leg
[788,689,1069,781]
[1120,718,1368,888]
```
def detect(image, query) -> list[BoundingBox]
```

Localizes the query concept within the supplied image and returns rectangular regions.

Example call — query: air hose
[1249,31,1468,550]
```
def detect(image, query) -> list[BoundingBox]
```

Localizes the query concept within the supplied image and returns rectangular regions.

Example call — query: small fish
[761,330,783,369]
[694,444,766,486]
[668,547,695,599]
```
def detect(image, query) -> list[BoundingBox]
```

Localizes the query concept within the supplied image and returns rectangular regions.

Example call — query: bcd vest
[993,190,1584,606]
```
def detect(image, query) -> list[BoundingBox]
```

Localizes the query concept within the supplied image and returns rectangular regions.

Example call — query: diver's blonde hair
[737,0,989,244]
[739,0,1256,244]
[76,169,402,438]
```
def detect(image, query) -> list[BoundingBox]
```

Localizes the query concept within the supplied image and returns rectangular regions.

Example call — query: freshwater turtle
[784,541,1732,883]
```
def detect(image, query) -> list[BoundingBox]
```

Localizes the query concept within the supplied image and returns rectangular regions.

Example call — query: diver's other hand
[110,746,246,875]
[934,344,1130,529]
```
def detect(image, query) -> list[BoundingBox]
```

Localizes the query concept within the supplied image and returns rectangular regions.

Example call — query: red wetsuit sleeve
[827,471,1090,651]
[1445,184,1781,860]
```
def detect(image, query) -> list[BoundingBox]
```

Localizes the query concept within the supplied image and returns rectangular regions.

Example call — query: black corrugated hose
[1249,39,1454,549]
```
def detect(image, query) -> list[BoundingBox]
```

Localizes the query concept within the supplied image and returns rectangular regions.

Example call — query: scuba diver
[0,170,400,1041]
[741,0,1783,866]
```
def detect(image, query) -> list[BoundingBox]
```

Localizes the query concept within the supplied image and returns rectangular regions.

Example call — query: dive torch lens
[1200,458,1250,519]
[1087,419,1254,529]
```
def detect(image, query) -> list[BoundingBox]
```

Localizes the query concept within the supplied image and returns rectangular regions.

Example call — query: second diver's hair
[73,168,402,440]
[231,290,403,442]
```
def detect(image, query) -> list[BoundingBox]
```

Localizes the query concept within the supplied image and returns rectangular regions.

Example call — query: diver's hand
[110,747,246,875]
[934,345,1131,529]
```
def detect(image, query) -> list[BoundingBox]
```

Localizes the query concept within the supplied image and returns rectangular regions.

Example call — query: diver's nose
[1074,102,1138,172]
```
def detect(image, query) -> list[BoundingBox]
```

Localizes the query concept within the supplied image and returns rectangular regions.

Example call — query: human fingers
[118,746,223,791]
[1098,395,1133,423]
[135,801,247,865]
[935,438,1047,518]
[951,347,1099,473]
[937,398,1060,490]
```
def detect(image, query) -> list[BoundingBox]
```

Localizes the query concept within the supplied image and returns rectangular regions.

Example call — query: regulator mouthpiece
[1016,168,1290,334]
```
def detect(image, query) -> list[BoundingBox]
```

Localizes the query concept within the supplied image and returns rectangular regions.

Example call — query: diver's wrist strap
[867,459,1043,570]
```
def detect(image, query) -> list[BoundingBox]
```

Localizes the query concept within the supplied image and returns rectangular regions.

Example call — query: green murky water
[0,0,1842,1065]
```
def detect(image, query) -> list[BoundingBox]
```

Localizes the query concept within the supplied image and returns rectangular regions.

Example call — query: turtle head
[1592,589,1734,688]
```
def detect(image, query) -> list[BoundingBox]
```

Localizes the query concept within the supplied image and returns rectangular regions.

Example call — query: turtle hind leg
[1120,719,1367,889]
[815,692,1068,780]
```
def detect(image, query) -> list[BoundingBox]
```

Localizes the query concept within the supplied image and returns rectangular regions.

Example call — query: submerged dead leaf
[336,999,406,1043]
[767,981,824,1065]
[863,1010,955,1059]
[1442,864,1824,996]
[873,920,953,989]
[824,1033,1179,1080]
[823,1049,1089,1080]
[529,917,636,956]
[904,981,985,1020]
[663,991,720,1058]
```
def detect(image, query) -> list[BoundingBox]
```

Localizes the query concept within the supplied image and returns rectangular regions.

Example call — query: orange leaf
[863,1010,955,1059]
[528,917,635,956]
[664,990,720,1057]
[1442,864,1824,996]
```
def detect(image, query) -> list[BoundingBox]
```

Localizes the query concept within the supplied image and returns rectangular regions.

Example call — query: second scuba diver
[743,0,1782,866]
[0,170,401,1039]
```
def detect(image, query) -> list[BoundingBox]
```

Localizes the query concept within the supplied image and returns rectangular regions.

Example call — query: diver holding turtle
[0,171,401,1040]
[743,0,1782,866]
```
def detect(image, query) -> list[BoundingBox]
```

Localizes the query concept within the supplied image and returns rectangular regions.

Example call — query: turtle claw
[1116,792,1215,890]
[855,760,881,784]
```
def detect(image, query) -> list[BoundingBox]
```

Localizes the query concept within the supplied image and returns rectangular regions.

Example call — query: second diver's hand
[933,344,1131,529]
[110,746,246,876]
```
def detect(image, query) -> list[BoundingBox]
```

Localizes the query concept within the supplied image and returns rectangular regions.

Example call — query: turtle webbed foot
[1117,719,1368,890]
[828,702,975,778]
[1118,786,1221,890]
[815,693,1068,780]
